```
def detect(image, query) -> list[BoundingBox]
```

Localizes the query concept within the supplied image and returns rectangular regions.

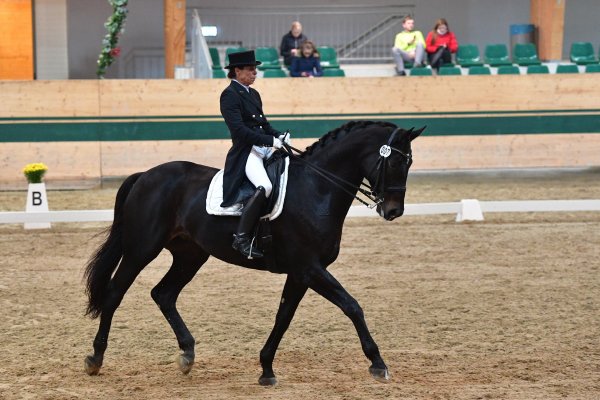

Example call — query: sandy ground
[0,168,599,399]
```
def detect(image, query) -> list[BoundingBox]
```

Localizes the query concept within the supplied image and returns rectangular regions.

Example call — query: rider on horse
[220,50,288,259]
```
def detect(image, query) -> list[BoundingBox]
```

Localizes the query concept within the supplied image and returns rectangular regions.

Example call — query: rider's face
[235,65,257,86]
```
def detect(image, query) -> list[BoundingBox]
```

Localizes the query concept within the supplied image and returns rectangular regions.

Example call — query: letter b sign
[32,191,43,206]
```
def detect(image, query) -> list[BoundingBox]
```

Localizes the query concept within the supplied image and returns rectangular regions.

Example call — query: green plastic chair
[316,46,340,69]
[212,69,226,79]
[555,64,579,74]
[410,67,433,76]
[484,44,512,66]
[255,47,281,70]
[209,47,222,69]
[439,66,462,76]
[569,42,598,65]
[468,66,491,75]
[456,44,483,67]
[224,47,248,66]
[322,68,345,77]
[262,69,287,78]
[497,65,520,75]
[526,65,549,74]
[513,43,541,66]
[585,64,600,73]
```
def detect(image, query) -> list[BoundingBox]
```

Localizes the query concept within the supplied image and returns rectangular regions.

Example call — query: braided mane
[301,120,397,158]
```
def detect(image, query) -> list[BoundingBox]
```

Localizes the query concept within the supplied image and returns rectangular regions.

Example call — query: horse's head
[367,126,424,221]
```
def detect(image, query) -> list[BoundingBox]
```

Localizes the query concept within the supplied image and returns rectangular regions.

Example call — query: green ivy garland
[96,0,129,78]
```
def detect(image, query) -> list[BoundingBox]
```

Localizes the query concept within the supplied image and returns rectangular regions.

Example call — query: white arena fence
[1,199,599,226]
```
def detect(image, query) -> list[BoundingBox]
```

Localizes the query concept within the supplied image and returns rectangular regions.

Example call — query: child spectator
[290,41,323,78]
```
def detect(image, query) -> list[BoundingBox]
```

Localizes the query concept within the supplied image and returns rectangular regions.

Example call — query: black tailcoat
[220,80,280,207]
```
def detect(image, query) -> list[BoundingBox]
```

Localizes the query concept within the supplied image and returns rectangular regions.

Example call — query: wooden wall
[0,0,34,79]
[1,75,600,187]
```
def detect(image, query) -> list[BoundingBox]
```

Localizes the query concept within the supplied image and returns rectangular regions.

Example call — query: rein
[281,128,411,208]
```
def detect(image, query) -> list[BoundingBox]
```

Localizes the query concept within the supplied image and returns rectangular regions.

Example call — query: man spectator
[280,21,308,67]
[392,16,425,76]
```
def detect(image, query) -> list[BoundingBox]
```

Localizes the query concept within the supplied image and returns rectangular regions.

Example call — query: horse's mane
[301,120,397,158]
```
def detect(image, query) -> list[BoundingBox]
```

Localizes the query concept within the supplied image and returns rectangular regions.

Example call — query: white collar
[233,80,250,92]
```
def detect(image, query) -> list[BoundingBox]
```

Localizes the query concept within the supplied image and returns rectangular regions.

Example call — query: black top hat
[225,50,262,69]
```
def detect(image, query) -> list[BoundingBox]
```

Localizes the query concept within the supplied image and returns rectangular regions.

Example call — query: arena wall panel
[1,76,599,187]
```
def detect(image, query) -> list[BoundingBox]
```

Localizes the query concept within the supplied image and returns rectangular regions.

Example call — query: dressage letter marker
[25,183,51,229]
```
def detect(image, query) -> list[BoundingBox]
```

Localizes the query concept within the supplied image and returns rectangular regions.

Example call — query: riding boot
[232,186,267,259]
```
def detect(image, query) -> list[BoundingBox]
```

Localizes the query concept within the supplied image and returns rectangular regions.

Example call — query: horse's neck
[297,136,376,213]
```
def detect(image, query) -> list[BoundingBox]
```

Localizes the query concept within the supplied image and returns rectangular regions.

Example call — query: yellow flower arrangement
[23,163,49,184]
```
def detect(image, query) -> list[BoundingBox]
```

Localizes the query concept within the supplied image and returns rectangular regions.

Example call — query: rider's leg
[231,147,271,259]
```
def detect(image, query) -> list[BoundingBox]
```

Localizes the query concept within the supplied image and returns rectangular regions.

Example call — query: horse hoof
[369,366,390,382]
[177,354,195,375]
[258,375,278,386]
[84,355,101,376]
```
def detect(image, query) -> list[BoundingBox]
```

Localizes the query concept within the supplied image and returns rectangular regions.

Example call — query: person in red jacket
[425,18,458,73]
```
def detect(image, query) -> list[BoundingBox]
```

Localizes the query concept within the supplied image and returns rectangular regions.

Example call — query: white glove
[278,133,291,145]
[272,137,283,149]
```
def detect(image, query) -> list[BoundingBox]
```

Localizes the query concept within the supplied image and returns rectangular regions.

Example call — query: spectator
[425,18,458,73]
[280,21,308,66]
[290,41,323,78]
[392,16,425,76]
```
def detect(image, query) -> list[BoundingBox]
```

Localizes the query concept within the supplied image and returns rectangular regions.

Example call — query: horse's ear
[410,126,426,141]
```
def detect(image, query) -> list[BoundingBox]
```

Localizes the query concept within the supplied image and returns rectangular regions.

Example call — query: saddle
[206,150,289,220]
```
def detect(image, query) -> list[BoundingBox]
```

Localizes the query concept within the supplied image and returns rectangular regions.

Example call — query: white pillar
[456,199,484,222]
[25,183,51,229]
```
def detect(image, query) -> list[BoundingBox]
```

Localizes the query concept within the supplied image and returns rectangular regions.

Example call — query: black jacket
[220,80,281,207]
[280,31,308,66]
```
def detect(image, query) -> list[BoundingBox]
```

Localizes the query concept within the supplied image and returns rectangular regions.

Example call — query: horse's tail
[84,172,143,319]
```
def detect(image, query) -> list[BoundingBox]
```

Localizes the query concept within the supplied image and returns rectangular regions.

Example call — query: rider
[220,50,287,259]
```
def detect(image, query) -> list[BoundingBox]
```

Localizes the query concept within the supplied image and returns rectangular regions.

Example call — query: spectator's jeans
[428,47,452,71]
[392,43,425,73]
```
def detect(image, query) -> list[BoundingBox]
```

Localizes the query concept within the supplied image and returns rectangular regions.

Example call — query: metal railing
[189,5,413,63]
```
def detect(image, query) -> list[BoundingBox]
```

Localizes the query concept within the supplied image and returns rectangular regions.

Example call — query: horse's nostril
[387,209,404,220]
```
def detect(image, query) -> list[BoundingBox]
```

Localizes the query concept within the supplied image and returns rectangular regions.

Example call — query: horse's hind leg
[259,276,308,386]
[305,267,389,382]
[151,241,209,374]
[85,251,160,375]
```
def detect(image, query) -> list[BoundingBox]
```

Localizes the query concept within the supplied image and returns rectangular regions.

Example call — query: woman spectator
[425,18,458,73]
[290,41,323,78]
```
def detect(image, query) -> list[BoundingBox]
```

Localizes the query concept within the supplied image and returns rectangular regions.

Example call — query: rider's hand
[272,137,283,149]
[278,133,291,145]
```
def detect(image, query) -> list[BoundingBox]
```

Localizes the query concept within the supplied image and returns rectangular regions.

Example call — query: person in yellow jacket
[392,16,426,76]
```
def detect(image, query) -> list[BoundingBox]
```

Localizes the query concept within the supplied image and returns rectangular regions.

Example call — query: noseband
[282,127,412,208]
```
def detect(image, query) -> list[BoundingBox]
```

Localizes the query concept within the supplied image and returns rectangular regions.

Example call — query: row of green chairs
[210,46,343,78]
[458,42,600,68]
[409,63,600,77]
[262,68,346,78]
[456,43,542,67]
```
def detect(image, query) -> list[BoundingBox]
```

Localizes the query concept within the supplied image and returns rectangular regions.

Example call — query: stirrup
[232,234,263,259]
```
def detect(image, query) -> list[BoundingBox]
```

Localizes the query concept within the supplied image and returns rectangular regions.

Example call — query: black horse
[84,120,423,385]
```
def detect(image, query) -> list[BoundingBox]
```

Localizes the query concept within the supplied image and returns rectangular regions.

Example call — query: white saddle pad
[206,157,289,221]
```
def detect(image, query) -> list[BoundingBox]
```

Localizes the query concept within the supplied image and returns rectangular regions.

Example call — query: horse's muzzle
[377,204,404,221]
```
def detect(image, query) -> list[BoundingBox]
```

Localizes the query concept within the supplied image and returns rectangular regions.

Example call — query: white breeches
[245,145,274,198]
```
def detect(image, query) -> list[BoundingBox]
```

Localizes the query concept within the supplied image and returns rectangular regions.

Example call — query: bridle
[282,127,412,208]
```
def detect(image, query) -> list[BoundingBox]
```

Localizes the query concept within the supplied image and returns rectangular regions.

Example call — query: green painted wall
[2,110,600,142]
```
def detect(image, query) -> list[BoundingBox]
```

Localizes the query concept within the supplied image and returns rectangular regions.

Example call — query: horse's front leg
[306,267,389,382]
[259,275,308,386]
